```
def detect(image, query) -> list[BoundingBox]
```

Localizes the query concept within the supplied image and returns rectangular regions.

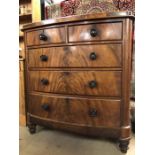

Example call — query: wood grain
[26,30,43,46]
[28,44,122,68]
[119,18,134,143]
[29,114,120,137]
[22,13,134,152]
[19,60,26,126]
[44,27,66,44]
[26,27,66,46]
[28,71,121,97]
[28,94,121,127]
[68,22,122,42]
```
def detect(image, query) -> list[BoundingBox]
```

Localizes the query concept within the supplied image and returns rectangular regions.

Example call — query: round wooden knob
[39,33,47,41]
[41,79,49,85]
[90,28,98,37]
[88,80,97,88]
[89,109,97,117]
[40,55,48,61]
[90,52,97,60]
[41,104,49,111]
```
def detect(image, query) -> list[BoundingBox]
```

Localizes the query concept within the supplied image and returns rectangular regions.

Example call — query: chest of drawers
[23,12,134,153]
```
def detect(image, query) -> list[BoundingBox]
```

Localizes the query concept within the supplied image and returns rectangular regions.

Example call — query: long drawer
[68,22,122,42]
[26,26,66,46]
[28,44,122,68]
[28,94,121,127]
[29,71,121,97]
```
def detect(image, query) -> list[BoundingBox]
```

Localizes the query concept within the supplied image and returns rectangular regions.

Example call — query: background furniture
[23,12,134,153]
[19,0,32,126]
[19,0,42,126]
[19,0,32,59]
[19,0,43,59]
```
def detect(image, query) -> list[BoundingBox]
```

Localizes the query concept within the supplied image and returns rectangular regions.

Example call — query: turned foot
[119,140,129,153]
[28,123,36,134]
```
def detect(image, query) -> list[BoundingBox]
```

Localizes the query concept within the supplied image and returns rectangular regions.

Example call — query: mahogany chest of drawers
[23,12,134,153]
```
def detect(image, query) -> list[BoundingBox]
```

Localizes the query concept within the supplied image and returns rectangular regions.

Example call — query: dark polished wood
[28,44,122,68]
[26,26,66,46]
[28,94,121,127]
[29,71,121,97]
[119,139,130,153]
[28,114,121,137]
[23,12,134,153]
[26,30,43,46]
[68,22,122,42]
[27,122,36,134]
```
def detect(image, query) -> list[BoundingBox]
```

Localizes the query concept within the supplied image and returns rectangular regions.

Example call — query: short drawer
[29,71,121,97]
[28,44,122,68]
[68,22,122,42]
[26,26,66,46]
[28,94,121,127]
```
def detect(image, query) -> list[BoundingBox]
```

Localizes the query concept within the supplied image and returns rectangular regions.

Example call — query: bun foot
[28,123,36,134]
[119,140,129,153]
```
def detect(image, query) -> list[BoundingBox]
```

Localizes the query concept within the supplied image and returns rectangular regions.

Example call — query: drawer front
[26,30,43,46]
[28,44,122,68]
[68,22,122,42]
[26,27,66,46]
[28,94,121,127]
[29,71,121,97]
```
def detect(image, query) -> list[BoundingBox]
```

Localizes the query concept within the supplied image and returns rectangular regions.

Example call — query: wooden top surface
[22,11,134,30]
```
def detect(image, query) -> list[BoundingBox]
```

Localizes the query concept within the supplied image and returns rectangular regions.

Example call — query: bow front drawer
[26,26,66,46]
[29,71,121,97]
[28,44,122,68]
[68,22,122,42]
[28,94,121,128]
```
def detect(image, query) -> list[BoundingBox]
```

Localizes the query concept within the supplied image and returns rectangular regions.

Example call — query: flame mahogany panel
[68,22,122,42]
[28,94,121,127]
[28,44,122,68]
[26,27,66,46]
[29,71,122,97]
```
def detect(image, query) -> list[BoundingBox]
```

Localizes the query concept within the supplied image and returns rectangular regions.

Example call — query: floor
[19,126,135,155]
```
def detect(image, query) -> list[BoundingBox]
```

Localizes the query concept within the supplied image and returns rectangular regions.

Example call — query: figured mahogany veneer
[68,22,122,42]
[26,26,66,46]
[28,44,122,68]
[22,12,134,153]
[29,71,121,97]
[28,94,121,127]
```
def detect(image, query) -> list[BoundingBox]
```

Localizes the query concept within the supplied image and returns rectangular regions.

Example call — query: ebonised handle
[39,33,47,41]
[89,109,97,117]
[41,78,49,85]
[90,28,98,37]
[40,55,48,61]
[90,52,97,60]
[41,104,49,111]
[88,80,97,88]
